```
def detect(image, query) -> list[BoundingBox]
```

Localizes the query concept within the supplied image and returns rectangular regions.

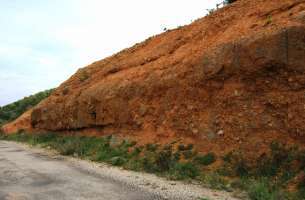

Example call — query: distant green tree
[0,89,54,126]
[224,0,237,4]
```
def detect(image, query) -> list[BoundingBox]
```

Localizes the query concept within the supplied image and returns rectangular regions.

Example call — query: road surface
[0,141,239,200]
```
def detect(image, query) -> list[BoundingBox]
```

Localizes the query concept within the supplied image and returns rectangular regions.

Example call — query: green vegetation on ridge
[225,0,237,4]
[0,89,54,126]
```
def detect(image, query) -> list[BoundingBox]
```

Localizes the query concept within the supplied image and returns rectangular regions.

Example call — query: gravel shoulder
[0,140,240,200]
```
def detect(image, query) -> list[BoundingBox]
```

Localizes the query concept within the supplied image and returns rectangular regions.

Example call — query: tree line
[0,89,54,126]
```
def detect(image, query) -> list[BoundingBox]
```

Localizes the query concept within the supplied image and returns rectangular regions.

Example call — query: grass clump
[265,15,273,26]
[145,143,159,152]
[221,142,305,200]
[109,156,127,166]
[199,172,230,191]
[194,152,216,166]
[246,179,281,200]
[168,162,199,180]
[79,70,89,82]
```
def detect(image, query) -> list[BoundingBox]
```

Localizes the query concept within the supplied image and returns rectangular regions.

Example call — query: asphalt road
[0,141,164,200]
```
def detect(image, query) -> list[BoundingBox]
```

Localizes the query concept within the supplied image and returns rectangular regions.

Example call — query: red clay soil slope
[3,0,305,155]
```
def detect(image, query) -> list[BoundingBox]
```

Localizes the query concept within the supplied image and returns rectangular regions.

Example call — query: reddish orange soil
[2,0,305,156]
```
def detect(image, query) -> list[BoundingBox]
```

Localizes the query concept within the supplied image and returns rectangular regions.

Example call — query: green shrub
[29,132,57,145]
[142,155,157,173]
[124,158,143,171]
[200,173,229,190]
[230,178,249,190]
[0,131,5,139]
[247,179,281,200]
[173,151,181,161]
[94,149,110,161]
[155,149,174,171]
[110,156,127,166]
[145,143,159,152]
[194,153,216,166]
[182,149,197,159]
[222,150,250,177]
[222,151,234,163]
[235,159,250,177]
[94,137,130,162]
[130,146,142,157]
[170,162,199,179]
[248,180,271,200]
[296,187,305,200]
[256,142,296,178]
[79,71,89,82]
[297,150,305,169]
[56,139,79,155]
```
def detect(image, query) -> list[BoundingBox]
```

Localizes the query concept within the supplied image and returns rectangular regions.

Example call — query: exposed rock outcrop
[3,0,305,154]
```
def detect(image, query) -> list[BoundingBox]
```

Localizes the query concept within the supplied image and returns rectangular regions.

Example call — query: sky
[0,0,223,106]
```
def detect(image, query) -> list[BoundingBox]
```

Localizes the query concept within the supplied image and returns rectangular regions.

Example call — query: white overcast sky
[0,0,223,106]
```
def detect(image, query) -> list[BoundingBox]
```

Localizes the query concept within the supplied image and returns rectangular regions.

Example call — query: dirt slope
[3,0,305,155]
[2,110,33,134]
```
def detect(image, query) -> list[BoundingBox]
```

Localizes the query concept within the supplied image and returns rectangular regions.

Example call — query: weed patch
[0,132,206,181]
[1,132,304,199]
[194,153,216,166]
